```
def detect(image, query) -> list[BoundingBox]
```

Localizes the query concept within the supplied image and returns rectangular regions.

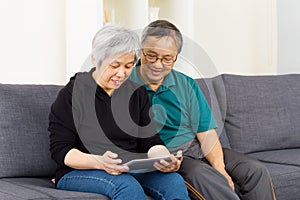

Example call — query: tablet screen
[123,155,181,173]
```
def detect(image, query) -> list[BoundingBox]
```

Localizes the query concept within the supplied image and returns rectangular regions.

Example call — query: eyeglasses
[142,50,177,66]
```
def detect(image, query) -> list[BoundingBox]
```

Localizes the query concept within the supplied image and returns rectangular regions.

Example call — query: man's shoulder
[171,70,198,86]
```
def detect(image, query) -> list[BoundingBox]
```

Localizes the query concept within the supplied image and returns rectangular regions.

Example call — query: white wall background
[277,0,300,74]
[0,0,298,85]
[0,0,66,84]
[194,0,278,76]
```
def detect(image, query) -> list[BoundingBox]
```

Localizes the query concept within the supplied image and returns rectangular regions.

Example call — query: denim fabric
[57,170,189,200]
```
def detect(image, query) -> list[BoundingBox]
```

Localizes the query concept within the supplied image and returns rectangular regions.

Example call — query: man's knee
[245,159,270,178]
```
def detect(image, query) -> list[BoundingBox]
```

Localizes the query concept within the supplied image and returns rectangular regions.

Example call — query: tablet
[123,155,181,173]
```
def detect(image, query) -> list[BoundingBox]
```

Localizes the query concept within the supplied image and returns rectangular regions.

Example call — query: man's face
[140,36,178,87]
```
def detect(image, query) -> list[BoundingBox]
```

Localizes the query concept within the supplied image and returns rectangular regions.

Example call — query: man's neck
[147,83,161,92]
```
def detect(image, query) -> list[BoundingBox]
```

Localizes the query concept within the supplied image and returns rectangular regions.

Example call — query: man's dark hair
[141,20,183,53]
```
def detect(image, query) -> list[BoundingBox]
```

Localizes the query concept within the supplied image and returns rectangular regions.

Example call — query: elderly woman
[48,25,189,200]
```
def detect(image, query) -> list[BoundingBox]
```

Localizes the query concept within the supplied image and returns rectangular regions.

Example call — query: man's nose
[152,58,163,68]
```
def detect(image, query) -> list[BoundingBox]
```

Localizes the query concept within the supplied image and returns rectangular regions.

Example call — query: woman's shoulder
[122,79,147,94]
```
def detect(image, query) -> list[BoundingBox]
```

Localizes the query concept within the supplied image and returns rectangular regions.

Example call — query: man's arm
[196,129,235,190]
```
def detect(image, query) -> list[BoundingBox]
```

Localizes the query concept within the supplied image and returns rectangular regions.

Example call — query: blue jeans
[57,169,190,200]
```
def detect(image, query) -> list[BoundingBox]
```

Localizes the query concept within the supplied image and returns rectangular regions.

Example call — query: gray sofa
[0,74,299,199]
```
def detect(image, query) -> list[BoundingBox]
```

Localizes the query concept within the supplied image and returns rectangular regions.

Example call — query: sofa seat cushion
[248,149,300,200]
[0,178,108,200]
[0,178,155,200]
[249,149,300,167]
[263,163,300,200]
[221,74,300,153]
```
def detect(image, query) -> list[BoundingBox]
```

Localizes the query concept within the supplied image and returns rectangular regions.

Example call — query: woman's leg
[57,169,147,200]
[134,171,190,200]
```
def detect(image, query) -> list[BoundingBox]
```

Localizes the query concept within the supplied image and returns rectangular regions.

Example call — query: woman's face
[93,52,136,95]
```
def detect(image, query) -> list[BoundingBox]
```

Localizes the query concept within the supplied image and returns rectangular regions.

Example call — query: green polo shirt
[129,66,217,149]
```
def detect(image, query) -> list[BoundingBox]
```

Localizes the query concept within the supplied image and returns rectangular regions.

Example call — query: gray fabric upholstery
[1,74,300,199]
[196,77,231,148]
[263,163,300,200]
[221,74,300,154]
[249,149,300,167]
[0,178,109,200]
[249,149,300,200]
[0,84,60,178]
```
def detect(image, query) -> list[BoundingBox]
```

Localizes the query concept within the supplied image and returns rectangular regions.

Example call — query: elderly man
[130,20,276,200]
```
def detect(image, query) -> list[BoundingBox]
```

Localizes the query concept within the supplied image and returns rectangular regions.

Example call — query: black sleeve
[135,86,164,153]
[48,80,86,166]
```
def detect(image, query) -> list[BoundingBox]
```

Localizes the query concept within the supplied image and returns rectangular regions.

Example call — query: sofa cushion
[0,84,61,177]
[0,178,155,200]
[262,163,300,200]
[0,178,108,200]
[196,77,231,148]
[249,148,300,199]
[249,149,300,167]
[221,74,300,153]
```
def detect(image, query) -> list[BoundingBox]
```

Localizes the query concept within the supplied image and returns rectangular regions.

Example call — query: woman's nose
[116,67,125,77]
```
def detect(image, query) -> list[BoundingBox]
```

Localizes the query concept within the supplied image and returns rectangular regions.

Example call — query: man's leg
[223,148,276,200]
[179,157,240,200]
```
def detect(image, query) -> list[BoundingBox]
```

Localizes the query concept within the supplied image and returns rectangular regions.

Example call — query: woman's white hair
[91,24,140,67]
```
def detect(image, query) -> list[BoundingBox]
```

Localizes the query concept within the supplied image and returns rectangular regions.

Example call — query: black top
[49,68,163,184]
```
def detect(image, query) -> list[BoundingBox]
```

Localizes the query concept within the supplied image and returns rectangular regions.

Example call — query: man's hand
[153,151,183,172]
[147,145,183,172]
[216,167,235,190]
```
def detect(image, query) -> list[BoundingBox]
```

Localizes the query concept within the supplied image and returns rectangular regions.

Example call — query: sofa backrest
[0,84,61,178]
[196,77,231,148]
[218,74,300,154]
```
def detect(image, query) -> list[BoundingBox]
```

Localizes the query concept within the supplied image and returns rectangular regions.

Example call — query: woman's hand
[64,149,128,175]
[93,151,129,175]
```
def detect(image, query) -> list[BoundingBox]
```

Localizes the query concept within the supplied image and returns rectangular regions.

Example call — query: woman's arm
[64,148,129,175]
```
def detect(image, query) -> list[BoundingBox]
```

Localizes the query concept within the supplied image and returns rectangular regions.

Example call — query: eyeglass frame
[142,50,177,66]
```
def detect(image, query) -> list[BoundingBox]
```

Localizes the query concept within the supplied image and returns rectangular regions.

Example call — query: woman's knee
[142,172,189,200]
[111,174,145,198]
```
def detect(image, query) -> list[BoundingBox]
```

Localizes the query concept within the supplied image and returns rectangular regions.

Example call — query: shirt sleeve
[135,86,164,153]
[48,80,83,166]
[189,78,217,133]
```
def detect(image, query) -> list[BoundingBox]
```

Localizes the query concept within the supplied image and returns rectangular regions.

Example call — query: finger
[153,162,169,172]
[161,156,180,167]
[105,151,118,159]
[176,150,183,157]
[105,168,121,175]
[104,163,129,172]
[159,159,173,167]
[154,161,178,172]
[228,179,235,190]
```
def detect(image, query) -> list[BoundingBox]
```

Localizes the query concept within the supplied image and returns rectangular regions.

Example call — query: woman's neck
[92,71,114,96]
